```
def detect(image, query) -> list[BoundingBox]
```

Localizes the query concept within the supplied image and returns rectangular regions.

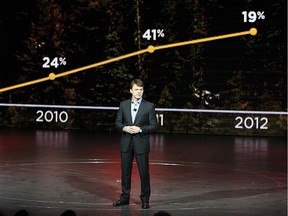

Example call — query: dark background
[0,0,286,136]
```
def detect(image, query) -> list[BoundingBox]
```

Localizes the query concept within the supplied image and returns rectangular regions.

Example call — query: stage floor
[0,129,286,216]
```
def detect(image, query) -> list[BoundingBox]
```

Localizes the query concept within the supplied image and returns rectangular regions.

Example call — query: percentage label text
[142,29,165,41]
[43,57,67,68]
[242,11,265,23]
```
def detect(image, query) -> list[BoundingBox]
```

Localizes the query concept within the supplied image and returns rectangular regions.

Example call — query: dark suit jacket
[115,99,157,154]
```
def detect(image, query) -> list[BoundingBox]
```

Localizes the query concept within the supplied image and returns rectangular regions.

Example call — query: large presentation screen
[0,0,287,136]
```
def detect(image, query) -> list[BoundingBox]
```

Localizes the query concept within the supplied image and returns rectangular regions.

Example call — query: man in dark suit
[113,79,157,209]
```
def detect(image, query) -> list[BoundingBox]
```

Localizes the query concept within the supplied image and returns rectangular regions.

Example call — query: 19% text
[242,11,265,23]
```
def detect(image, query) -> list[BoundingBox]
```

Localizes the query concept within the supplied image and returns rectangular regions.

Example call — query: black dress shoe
[113,199,129,207]
[142,202,149,209]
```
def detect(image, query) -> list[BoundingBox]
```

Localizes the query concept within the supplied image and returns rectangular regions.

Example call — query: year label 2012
[235,116,268,130]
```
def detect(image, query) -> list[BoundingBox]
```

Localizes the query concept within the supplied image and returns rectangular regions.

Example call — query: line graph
[0,28,257,93]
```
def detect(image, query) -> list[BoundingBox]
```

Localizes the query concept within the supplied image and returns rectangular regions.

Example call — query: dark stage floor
[0,129,286,216]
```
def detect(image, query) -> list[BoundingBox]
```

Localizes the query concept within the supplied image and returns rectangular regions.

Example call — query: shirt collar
[131,97,142,105]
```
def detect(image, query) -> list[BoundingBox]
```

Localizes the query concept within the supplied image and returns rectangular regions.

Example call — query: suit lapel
[134,99,145,124]
[127,99,133,124]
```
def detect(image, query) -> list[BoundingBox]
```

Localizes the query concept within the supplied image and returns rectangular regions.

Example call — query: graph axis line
[0,103,287,115]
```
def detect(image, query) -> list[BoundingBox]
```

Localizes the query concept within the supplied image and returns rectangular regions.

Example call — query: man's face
[130,84,144,101]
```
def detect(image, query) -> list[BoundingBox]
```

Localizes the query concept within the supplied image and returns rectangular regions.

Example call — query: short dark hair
[130,79,144,89]
[61,210,76,216]
[153,211,172,216]
[14,210,29,216]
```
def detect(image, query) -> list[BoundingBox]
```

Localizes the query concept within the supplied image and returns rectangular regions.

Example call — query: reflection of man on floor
[113,79,157,209]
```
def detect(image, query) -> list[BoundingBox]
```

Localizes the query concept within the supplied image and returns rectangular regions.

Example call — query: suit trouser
[120,148,150,202]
